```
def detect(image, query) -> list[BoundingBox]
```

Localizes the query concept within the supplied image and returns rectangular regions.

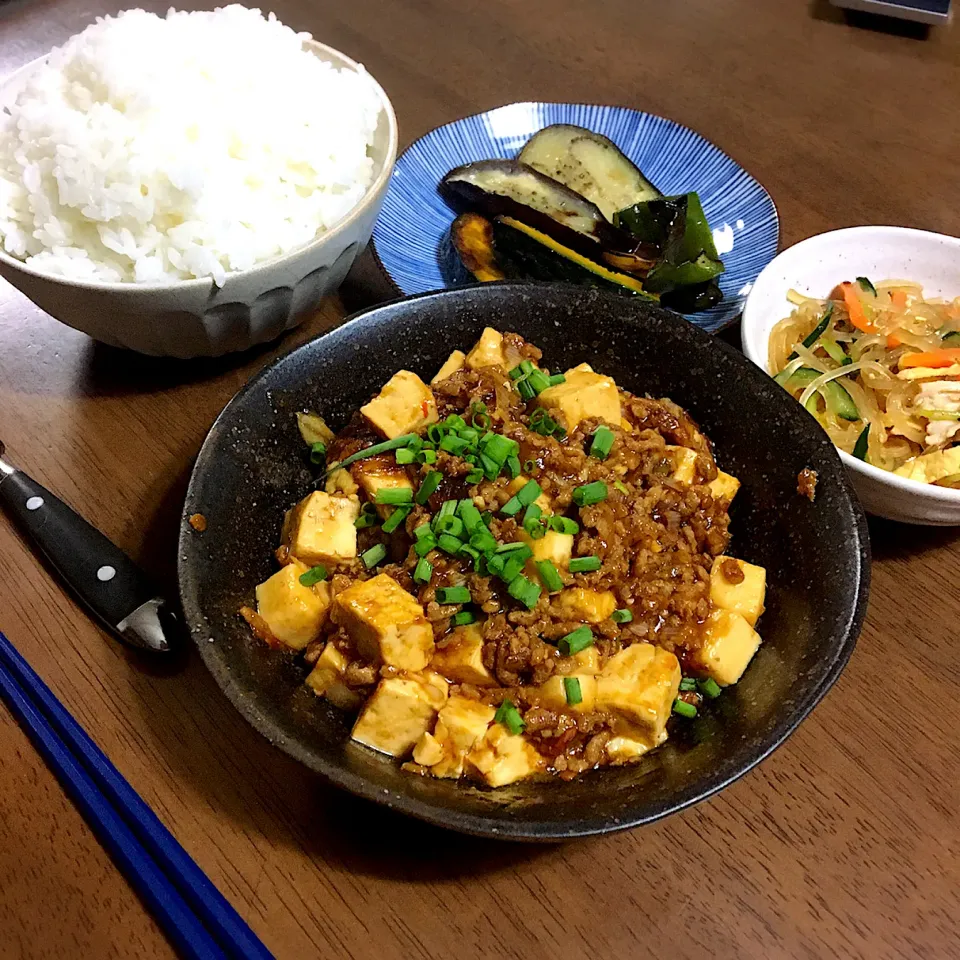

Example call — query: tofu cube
[333,574,435,671]
[466,724,543,787]
[431,623,495,686]
[305,642,363,710]
[465,327,508,370]
[708,470,740,502]
[431,349,466,384]
[556,588,616,624]
[520,529,574,580]
[572,647,601,674]
[420,696,496,778]
[361,371,438,439]
[667,445,699,485]
[596,644,681,747]
[710,556,767,627]
[537,366,621,431]
[283,491,359,565]
[351,674,448,757]
[255,561,331,650]
[605,735,656,764]
[352,456,414,519]
[696,609,761,686]
[412,732,445,766]
[537,673,598,713]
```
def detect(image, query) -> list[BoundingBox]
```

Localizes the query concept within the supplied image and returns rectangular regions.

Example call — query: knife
[0,441,176,653]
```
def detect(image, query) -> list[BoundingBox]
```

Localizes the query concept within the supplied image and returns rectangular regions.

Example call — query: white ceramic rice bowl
[742,225,960,525]
[0,39,398,358]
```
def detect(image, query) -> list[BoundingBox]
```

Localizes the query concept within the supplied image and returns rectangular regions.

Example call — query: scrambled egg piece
[894,445,960,485]
[431,349,466,384]
[305,642,362,710]
[351,673,448,757]
[897,364,960,381]
[430,623,495,685]
[555,588,616,624]
[537,365,621,431]
[709,557,767,628]
[413,696,496,778]
[283,491,359,564]
[333,574,435,671]
[466,724,544,787]
[465,327,508,369]
[254,560,331,650]
[361,370,438,439]
[596,644,681,748]
[695,609,762,686]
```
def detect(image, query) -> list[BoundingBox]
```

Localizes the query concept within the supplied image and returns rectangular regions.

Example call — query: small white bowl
[0,40,398,358]
[742,225,960,525]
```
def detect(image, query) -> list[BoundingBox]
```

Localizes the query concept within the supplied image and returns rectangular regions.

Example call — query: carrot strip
[841,281,875,333]
[887,334,902,348]
[899,348,960,369]
[890,289,908,308]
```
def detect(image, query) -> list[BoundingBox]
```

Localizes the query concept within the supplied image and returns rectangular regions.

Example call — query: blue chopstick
[0,632,274,960]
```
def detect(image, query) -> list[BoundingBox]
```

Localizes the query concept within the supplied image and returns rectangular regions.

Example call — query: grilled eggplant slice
[450,213,505,282]
[439,159,633,260]
[519,124,661,220]
[491,216,656,299]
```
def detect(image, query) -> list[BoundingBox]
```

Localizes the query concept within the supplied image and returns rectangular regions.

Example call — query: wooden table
[1,1,958,957]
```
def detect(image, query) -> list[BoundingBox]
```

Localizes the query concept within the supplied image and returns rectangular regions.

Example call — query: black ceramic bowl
[178,283,870,840]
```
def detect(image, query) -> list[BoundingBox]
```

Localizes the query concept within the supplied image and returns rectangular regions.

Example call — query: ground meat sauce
[797,467,818,502]
[252,331,744,783]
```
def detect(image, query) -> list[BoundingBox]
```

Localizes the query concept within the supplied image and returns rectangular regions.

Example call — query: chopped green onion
[572,481,608,506]
[589,425,615,460]
[563,676,582,706]
[613,480,629,495]
[569,555,601,573]
[507,574,541,608]
[458,544,481,570]
[481,510,493,528]
[479,452,501,481]
[457,500,484,533]
[459,427,479,444]
[508,363,527,380]
[416,470,443,504]
[697,677,722,699]
[437,533,464,555]
[413,523,433,540]
[469,529,497,553]
[499,553,528,583]
[547,373,566,386]
[434,500,457,524]
[375,487,413,505]
[444,413,467,431]
[523,502,542,525]
[494,699,525,735]
[853,423,870,462]
[500,495,523,516]
[434,515,465,538]
[494,541,532,556]
[465,468,484,484]
[516,480,542,506]
[437,585,471,605]
[505,455,521,479]
[452,610,478,626]
[611,608,633,624]
[485,553,506,577]
[418,449,438,464]
[470,403,491,429]
[298,564,327,586]
[439,434,470,456]
[529,407,564,437]
[558,626,593,656]
[427,423,445,444]
[361,544,387,569]
[523,459,537,473]
[413,557,433,584]
[516,378,536,401]
[413,534,437,556]
[381,505,410,534]
[548,516,579,535]
[856,276,877,296]
[679,677,698,692]
[310,441,326,465]
[320,434,419,480]
[535,560,563,593]
[527,369,551,395]
[354,504,380,529]
[673,699,697,719]
[519,360,534,375]
[395,447,417,465]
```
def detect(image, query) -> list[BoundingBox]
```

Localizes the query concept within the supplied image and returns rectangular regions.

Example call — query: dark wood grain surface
[1,1,958,957]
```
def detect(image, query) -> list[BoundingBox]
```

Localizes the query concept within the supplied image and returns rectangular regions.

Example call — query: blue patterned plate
[372,102,779,332]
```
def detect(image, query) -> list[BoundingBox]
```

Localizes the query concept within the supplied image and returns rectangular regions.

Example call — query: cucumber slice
[776,367,860,421]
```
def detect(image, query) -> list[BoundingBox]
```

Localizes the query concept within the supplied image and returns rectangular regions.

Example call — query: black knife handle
[0,469,158,634]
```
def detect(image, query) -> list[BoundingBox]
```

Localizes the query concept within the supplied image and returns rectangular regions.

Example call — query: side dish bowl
[742,225,960,525]
[178,283,869,840]
[0,39,398,359]
[371,101,779,333]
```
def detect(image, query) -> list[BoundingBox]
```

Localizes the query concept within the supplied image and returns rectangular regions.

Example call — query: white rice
[0,6,382,285]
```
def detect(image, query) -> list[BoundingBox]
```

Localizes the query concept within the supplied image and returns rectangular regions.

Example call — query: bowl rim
[0,37,399,292]
[741,224,960,503]
[369,98,780,333]
[178,281,871,840]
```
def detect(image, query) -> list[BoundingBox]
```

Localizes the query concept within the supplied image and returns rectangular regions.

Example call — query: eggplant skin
[439,159,634,262]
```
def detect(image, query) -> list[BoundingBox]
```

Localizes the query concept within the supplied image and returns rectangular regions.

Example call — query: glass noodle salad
[768,278,960,485]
